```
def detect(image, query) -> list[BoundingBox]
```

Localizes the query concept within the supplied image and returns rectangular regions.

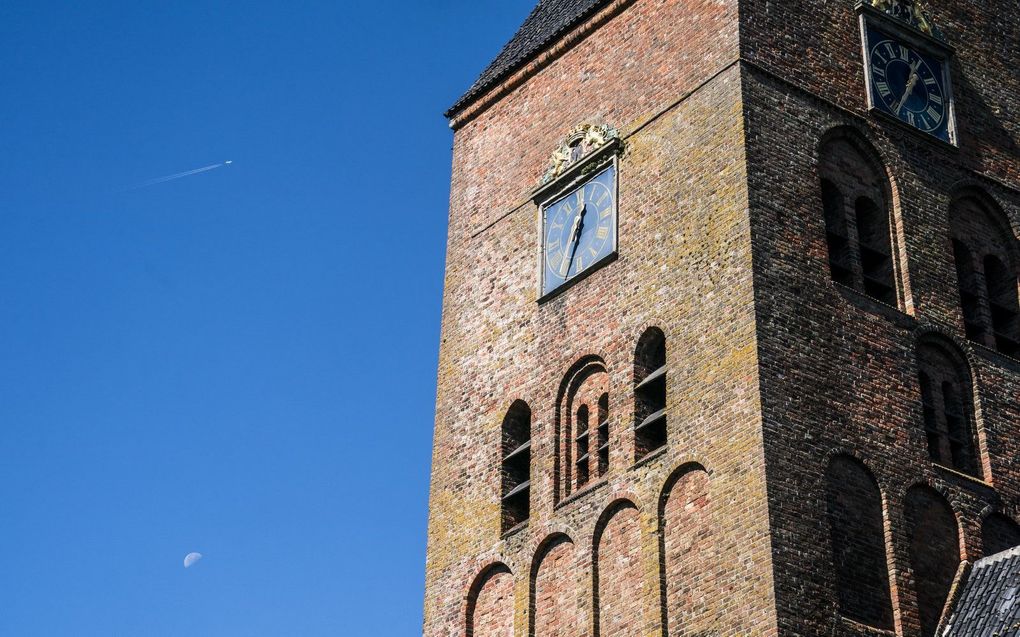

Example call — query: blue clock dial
[866,25,951,142]
[542,164,617,296]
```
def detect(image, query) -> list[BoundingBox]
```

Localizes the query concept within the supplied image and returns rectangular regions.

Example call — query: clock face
[541,164,617,296]
[866,25,952,142]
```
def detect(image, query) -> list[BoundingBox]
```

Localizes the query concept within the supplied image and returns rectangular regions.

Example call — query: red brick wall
[661,467,714,636]
[741,4,1019,630]
[593,502,643,637]
[532,537,579,637]
[426,0,1019,635]
[467,565,515,637]
[425,0,780,634]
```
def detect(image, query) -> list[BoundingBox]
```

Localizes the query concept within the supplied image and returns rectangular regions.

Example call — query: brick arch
[904,484,962,637]
[915,333,984,478]
[592,499,644,637]
[817,125,897,187]
[816,125,909,310]
[949,188,1020,356]
[529,533,580,637]
[657,463,714,637]
[556,356,610,500]
[948,184,1019,243]
[981,512,1020,556]
[824,455,894,629]
[466,562,515,637]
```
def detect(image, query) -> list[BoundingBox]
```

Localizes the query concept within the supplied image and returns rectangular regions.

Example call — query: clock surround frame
[857,2,958,147]
[534,138,622,303]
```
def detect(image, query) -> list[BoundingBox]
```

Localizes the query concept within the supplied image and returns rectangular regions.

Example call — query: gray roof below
[942,546,1020,636]
[445,0,612,118]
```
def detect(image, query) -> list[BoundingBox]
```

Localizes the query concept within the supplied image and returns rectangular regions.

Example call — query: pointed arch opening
[466,563,514,637]
[916,337,982,478]
[904,486,961,637]
[593,500,643,637]
[949,191,1020,357]
[817,128,908,310]
[530,534,578,637]
[557,357,609,501]
[824,456,894,629]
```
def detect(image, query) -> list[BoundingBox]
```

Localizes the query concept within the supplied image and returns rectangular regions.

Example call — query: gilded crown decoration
[540,123,621,185]
[864,0,947,41]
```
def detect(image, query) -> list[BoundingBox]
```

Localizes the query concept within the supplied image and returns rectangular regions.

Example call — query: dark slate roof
[445,0,612,118]
[941,546,1020,636]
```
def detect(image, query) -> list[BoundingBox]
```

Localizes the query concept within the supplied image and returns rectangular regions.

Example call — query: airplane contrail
[132,160,233,189]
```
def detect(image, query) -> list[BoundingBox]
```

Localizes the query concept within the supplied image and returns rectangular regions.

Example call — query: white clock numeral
[876,81,892,98]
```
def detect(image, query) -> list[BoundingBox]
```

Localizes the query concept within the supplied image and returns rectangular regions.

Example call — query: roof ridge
[974,545,1020,568]
[445,0,614,119]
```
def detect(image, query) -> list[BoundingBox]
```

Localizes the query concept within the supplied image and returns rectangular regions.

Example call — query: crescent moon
[183,552,203,568]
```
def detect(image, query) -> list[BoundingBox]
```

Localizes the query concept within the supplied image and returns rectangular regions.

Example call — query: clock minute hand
[559,204,586,278]
[895,60,922,114]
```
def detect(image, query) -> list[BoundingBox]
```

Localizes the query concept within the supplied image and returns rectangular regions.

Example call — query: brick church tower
[424,1,1020,635]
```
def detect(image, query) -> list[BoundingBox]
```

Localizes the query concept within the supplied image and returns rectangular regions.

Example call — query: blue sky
[0,2,534,635]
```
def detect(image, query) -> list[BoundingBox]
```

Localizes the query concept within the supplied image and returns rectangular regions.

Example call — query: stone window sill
[555,478,608,511]
[933,463,995,491]
[631,445,668,470]
[833,282,915,329]
[501,519,529,540]
[838,615,896,636]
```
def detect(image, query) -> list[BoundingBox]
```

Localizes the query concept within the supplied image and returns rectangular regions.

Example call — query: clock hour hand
[895,59,922,114]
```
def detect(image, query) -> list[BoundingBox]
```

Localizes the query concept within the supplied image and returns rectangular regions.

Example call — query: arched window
[818,131,903,308]
[905,486,961,637]
[950,193,1020,357]
[557,358,609,500]
[501,401,531,532]
[634,327,667,460]
[917,338,980,478]
[825,457,893,629]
